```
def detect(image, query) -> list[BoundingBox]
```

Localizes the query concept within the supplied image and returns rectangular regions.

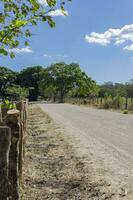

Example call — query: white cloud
[56,54,68,58]
[123,44,133,51]
[85,34,109,46]
[37,1,68,17]
[43,54,52,58]
[37,0,48,6]
[114,40,125,46]
[49,9,68,17]
[8,46,33,54]
[43,53,67,58]
[85,24,133,50]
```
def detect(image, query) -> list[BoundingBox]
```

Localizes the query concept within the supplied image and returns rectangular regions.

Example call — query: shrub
[83,99,87,104]
[112,96,122,109]
[1,99,16,110]
[122,109,128,114]
[101,99,112,109]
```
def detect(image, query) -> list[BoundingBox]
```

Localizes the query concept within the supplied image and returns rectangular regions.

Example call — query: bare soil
[23,105,128,199]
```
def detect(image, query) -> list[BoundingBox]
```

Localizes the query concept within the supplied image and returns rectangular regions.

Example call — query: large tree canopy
[0,0,70,58]
[18,66,44,101]
[39,62,97,102]
[5,84,29,100]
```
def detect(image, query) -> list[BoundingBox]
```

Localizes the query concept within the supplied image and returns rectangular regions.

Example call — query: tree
[99,82,115,99]
[114,83,127,97]
[18,66,43,101]
[125,83,133,99]
[0,66,17,97]
[0,0,71,58]
[39,62,97,103]
[40,85,57,101]
[5,84,29,100]
[68,73,98,98]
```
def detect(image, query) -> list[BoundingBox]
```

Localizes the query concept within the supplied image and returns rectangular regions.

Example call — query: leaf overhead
[0,0,71,58]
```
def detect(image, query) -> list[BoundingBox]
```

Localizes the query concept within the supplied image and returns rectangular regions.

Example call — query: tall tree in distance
[39,62,97,103]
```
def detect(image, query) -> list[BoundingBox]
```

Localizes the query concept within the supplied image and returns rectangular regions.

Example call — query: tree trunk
[100,97,103,105]
[59,91,64,103]
[125,96,128,110]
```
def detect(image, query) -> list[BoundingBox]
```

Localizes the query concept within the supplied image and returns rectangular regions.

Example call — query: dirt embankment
[23,105,127,199]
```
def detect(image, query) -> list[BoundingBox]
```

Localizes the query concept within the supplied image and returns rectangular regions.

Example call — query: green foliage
[0,66,17,97]
[98,82,133,111]
[101,98,113,109]
[111,96,122,109]
[41,85,57,101]
[18,66,43,101]
[1,64,133,112]
[122,109,128,114]
[128,102,133,111]
[125,83,133,98]
[1,99,16,110]
[5,84,29,100]
[39,62,97,102]
[98,82,132,99]
[0,0,71,58]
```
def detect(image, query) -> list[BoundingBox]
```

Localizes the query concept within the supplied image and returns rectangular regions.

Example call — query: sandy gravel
[38,103,133,199]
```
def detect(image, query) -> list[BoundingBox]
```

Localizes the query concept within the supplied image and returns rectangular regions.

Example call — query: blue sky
[1,0,133,84]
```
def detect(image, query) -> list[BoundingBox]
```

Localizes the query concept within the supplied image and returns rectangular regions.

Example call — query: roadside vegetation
[1,65,133,113]
[66,81,133,113]
[0,64,97,102]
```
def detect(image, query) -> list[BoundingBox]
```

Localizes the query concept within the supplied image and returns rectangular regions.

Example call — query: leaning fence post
[0,126,11,200]
[5,109,20,200]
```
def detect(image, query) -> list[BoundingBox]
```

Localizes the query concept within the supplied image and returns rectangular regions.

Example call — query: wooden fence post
[5,109,20,200]
[1,106,8,121]
[0,126,11,200]
[16,101,24,184]
[22,100,28,158]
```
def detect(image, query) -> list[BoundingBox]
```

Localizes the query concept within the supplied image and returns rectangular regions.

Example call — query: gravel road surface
[39,103,133,198]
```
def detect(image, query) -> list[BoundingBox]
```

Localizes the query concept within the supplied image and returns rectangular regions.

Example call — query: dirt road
[25,105,121,199]
[39,103,133,199]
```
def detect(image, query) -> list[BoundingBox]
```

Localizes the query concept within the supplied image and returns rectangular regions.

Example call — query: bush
[1,99,16,110]
[122,109,128,114]
[83,99,87,104]
[101,99,112,109]
[112,96,122,109]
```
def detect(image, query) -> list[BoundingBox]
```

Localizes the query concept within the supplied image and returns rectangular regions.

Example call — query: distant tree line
[1,64,133,111]
[68,81,133,112]
[0,63,97,102]
[98,81,133,109]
